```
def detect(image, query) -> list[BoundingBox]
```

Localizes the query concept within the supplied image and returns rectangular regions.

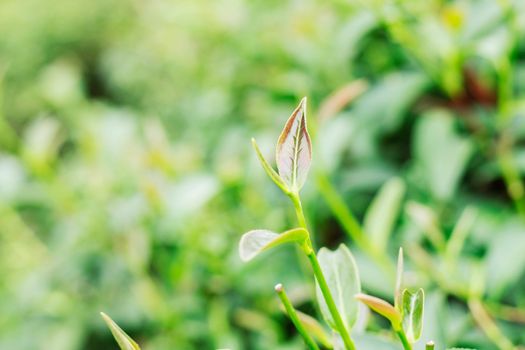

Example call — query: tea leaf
[402,288,425,343]
[363,177,405,253]
[100,312,141,350]
[355,293,402,330]
[238,228,308,262]
[251,138,289,194]
[315,244,360,331]
[276,97,312,192]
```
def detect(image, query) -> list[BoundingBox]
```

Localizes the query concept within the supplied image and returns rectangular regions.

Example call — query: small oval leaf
[100,312,141,350]
[315,244,360,331]
[402,288,425,343]
[355,293,402,330]
[239,228,308,262]
[276,97,312,192]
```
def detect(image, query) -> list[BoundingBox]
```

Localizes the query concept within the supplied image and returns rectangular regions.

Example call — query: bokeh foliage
[0,0,525,349]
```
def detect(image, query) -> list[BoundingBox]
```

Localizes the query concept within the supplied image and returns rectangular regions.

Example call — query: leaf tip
[300,96,307,107]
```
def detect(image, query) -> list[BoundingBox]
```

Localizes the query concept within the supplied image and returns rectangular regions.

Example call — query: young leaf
[315,244,360,331]
[239,228,308,262]
[276,97,312,192]
[100,312,141,350]
[355,293,402,330]
[251,138,289,194]
[363,178,405,253]
[395,247,403,311]
[402,288,425,343]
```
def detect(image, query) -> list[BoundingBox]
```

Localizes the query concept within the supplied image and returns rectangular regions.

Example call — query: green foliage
[1,0,524,349]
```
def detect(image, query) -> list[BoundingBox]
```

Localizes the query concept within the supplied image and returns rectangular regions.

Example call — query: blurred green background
[1,0,525,349]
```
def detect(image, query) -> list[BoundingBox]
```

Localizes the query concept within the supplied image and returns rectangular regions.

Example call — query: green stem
[395,330,412,350]
[275,283,320,350]
[425,341,435,350]
[304,241,356,350]
[290,192,308,230]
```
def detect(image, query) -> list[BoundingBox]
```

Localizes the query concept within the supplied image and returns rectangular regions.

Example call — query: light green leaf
[355,293,402,330]
[315,244,361,331]
[486,223,525,297]
[238,228,308,262]
[100,312,141,350]
[395,247,403,311]
[296,310,332,348]
[414,110,473,201]
[251,138,289,194]
[364,178,405,253]
[276,97,312,192]
[402,289,425,343]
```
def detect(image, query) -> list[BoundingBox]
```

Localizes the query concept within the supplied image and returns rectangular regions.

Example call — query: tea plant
[98,98,494,350]
[238,98,431,350]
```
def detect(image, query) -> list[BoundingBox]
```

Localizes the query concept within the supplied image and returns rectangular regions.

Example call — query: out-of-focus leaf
[414,110,473,201]
[276,97,312,192]
[316,116,355,173]
[485,223,525,297]
[315,244,360,331]
[100,312,141,350]
[355,293,402,330]
[395,248,403,311]
[353,250,393,297]
[405,201,446,250]
[318,80,368,122]
[353,72,429,134]
[402,289,425,343]
[363,178,405,253]
[252,138,289,194]
[446,207,477,262]
[296,310,332,348]
[238,228,308,262]
[353,333,402,350]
